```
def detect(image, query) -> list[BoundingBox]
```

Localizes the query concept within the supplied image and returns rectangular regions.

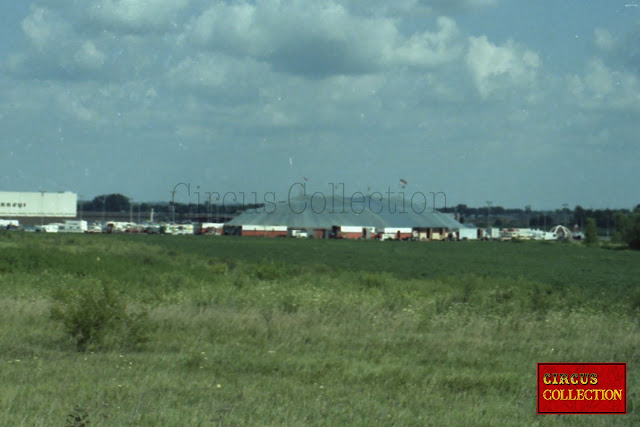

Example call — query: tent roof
[227,194,463,230]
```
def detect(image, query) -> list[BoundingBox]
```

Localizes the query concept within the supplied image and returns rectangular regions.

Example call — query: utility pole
[487,201,493,239]
[102,195,107,223]
[563,203,569,227]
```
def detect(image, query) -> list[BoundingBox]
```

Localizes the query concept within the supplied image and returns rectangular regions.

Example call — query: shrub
[255,260,283,281]
[359,273,389,289]
[50,282,150,351]
[66,405,90,427]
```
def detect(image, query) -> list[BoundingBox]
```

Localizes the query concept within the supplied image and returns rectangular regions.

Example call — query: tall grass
[0,233,638,425]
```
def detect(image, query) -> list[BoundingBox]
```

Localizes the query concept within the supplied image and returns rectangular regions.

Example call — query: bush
[359,273,389,289]
[255,260,283,281]
[50,282,150,351]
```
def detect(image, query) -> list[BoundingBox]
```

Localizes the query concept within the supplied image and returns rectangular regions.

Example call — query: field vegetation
[0,232,638,425]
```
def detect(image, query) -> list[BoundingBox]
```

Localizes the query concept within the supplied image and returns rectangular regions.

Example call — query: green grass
[0,232,638,425]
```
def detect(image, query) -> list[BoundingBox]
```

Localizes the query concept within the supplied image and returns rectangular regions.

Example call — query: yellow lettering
[558,373,569,385]
[577,389,585,400]
[590,373,598,385]
[543,373,552,385]
[613,389,622,400]
[570,373,579,385]
[543,389,552,400]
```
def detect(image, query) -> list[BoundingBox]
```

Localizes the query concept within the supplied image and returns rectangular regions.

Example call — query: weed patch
[50,282,150,351]
[255,260,284,281]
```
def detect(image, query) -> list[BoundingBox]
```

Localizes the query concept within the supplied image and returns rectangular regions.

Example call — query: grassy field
[0,232,638,425]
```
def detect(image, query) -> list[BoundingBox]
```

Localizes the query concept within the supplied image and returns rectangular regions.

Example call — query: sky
[1,0,639,210]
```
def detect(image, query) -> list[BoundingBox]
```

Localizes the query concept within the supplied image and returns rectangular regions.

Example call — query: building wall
[0,191,77,217]
[242,230,287,237]
[313,229,328,239]
[414,227,449,241]
[341,232,363,239]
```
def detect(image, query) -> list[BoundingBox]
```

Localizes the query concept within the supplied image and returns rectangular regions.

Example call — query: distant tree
[627,212,640,249]
[104,194,130,212]
[612,211,630,243]
[610,210,640,249]
[87,194,130,212]
[573,205,587,228]
[584,218,598,245]
[492,206,505,215]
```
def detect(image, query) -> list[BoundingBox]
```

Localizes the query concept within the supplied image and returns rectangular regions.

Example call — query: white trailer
[172,224,195,235]
[63,220,88,233]
[530,229,556,240]
[377,227,413,240]
[457,227,478,240]
[501,228,535,240]
[35,224,60,233]
[106,222,135,233]
[0,219,19,229]
[289,229,309,238]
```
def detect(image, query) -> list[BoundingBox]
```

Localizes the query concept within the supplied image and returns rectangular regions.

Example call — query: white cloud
[21,7,71,51]
[191,1,463,77]
[466,35,541,98]
[594,28,615,51]
[584,58,614,98]
[567,58,640,110]
[390,17,463,67]
[166,52,269,105]
[88,0,190,32]
[73,41,106,70]
[191,2,263,54]
[419,0,498,14]
[342,0,498,18]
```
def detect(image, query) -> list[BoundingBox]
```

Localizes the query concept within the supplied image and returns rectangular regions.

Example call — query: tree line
[79,194,261,216]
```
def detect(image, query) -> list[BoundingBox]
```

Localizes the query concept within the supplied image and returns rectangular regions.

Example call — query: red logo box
[537,363,627,414]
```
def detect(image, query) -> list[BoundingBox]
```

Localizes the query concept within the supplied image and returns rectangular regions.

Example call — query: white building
[0,191,77,218]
